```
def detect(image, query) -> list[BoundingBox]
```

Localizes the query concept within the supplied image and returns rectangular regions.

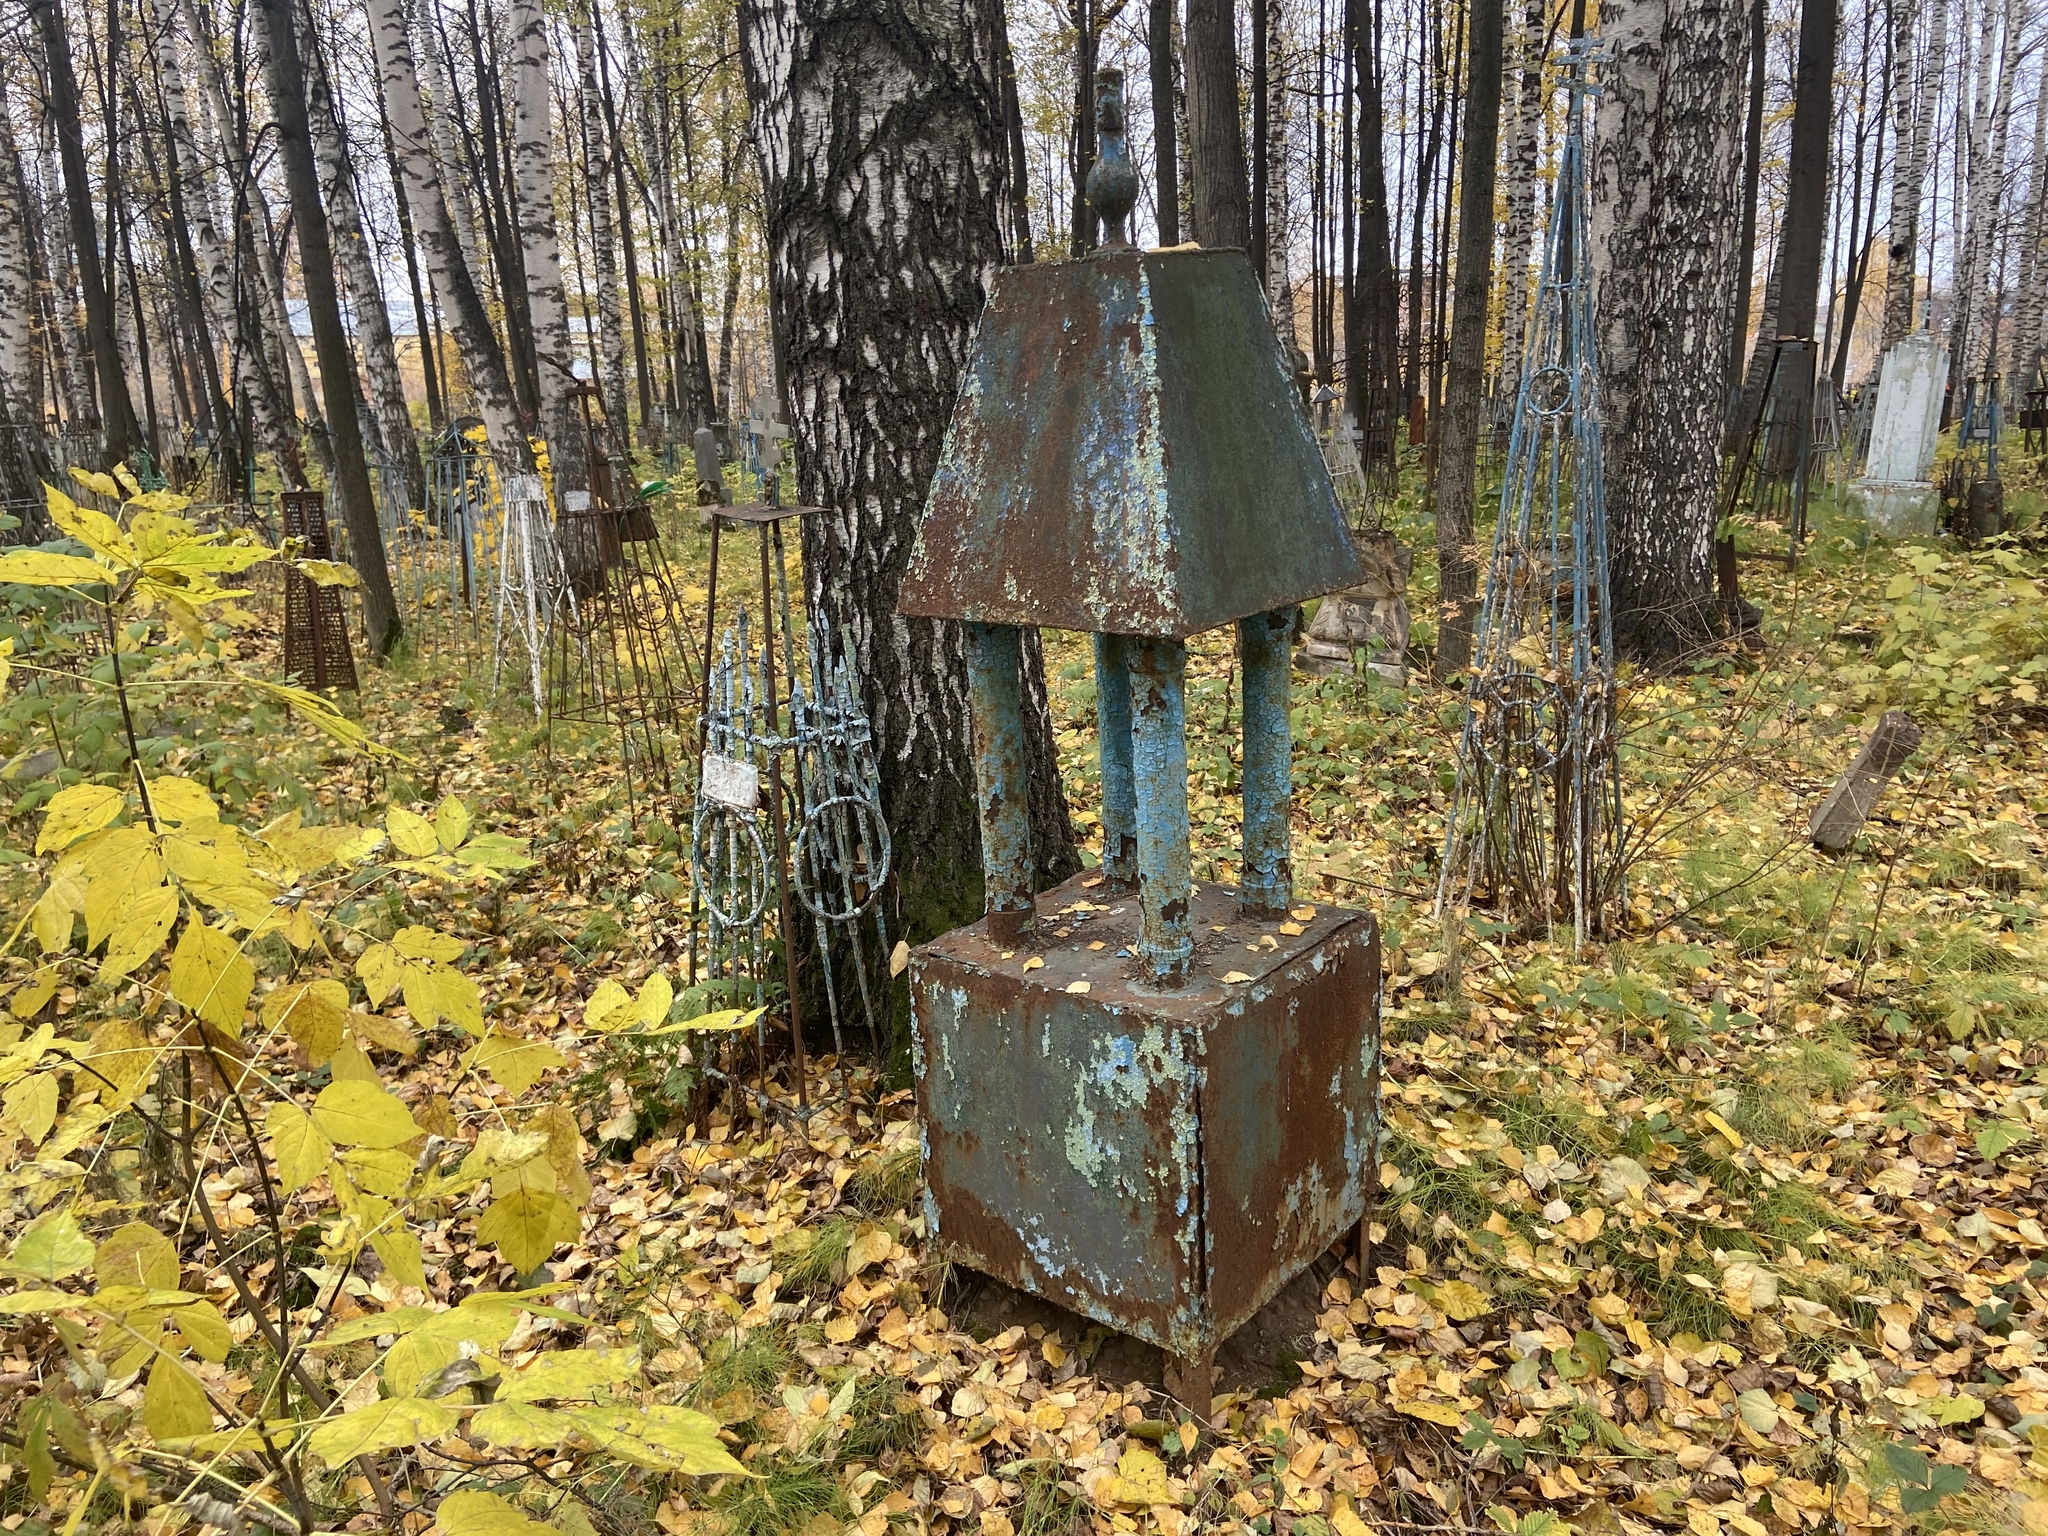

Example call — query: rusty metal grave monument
[897,71,1383,1419]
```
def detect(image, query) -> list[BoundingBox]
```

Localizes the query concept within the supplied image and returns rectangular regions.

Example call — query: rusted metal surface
[1128,636,1191,983]
[910,869,1380,1357]
[1092,633,1137,891]
[898,246,1363,637]
[279,490,358,692]
[1236,608,1294,916]
[966,622,1037,942]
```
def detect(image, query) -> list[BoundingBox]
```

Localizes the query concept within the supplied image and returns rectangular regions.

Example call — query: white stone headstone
[1864,335,1946,484]
[1851,334,1948,536]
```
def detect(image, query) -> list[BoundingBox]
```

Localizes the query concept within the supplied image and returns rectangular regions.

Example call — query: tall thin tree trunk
[367,0,525,455]
[1149,0,1179,245]
[0,97,54,521]
[1435,0,1502,675]
[1495,0,1545,401]
[2011,48,2048,379]
[308,22,423,510]
[738,0,1079,949]
[1593,0,1748,661]
[1723,0,1765,442]
[576,6,629,444]
[1187,0,1251,247]
[591,16,656,445]
[506,0,590,529]
[30,0,143,464]
[1943,0,1998,413]
[254,0,400,655]
[1883,0,1946,347]
[1344,0,1401,458]
[380,97,444,431]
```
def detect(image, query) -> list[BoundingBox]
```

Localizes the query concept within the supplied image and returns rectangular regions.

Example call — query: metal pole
[757,526,809,1109]
[1092,632,1137,890]
[964,621,1036,942]
[1129,634,1191,984]
[1237,606,1294,916]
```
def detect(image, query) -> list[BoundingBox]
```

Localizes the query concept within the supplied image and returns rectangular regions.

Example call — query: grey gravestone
[1850,336,1947,537]
[693,427,727,507]
[1810,710,1922,852]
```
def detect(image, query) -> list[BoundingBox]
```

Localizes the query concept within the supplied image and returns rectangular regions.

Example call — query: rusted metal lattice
[280,490,358,692]
[545,390,700,831]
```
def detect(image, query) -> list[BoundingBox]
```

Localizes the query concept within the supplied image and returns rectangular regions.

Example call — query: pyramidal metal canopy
[898,245,1364,638]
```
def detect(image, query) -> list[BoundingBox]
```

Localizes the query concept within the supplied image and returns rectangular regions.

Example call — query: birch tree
[507,0,590,519]
[1592,0,1748,660]
[1495,0,1546,401]
[738,0,1078,946]
[368,0,525,457]
[1881,0,1946,347]
[308,25,426,509]
[576,3,629,442]
[0,93,53,518]
[253,0,400,652]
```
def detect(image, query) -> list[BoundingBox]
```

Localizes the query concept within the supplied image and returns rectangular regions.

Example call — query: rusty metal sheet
[909,870,1380,1356]
[898,248,1363,638]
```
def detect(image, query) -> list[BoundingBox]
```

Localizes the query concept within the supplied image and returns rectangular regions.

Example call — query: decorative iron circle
[1528,366,1573,418]
[1477,668,1564,772]
[693,805,771,931]
[791,793,892,921]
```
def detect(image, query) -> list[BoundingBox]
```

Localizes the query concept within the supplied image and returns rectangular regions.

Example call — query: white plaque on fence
[505,474,542,504]
[701,753,760,810]
[564,490,592,512]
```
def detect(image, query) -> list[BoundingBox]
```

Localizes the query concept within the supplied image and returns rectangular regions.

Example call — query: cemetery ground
[1,468,2047,1536]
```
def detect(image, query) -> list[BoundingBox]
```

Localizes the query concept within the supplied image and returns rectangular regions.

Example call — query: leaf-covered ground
[4,482,2048,1536]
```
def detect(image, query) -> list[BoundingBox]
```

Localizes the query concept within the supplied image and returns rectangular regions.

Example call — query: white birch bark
[414,9,488,284]
[1968,0,2025,373]
[165,0,299,469]
[306,28,423,507]
[2011,56,2048,375]
[34,141,94,428]
[366,0,524,455]
[1881,0,1946,346]
[576,7,628,444]
[507,0,589,506]
[1944,0,1999,388]
[1495,0,1546,400]
[0,92,53,512]
[1592,0,1748,657]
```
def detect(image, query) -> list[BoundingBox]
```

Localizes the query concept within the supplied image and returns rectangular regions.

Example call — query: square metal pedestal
[909,871,1380,1382]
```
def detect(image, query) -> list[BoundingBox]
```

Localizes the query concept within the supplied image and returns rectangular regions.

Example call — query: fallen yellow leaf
[1223,971,1254,984]
[1065,980,1091,994]
[1023,956,1044,971]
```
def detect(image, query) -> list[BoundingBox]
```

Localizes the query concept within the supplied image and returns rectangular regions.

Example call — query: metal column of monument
[897,71,1383,1418]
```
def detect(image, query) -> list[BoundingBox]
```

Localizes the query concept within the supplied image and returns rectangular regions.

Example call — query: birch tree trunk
[414,14,488,288]
[1943,0,1998,406]
[162,1,298,474]
[1495,0,1545,400]
[1592,0,1747,662]
[738,0,1079,950]
[1187,0,1251,247]
[30,145,93,430]
[308,28,425,510]
[1881,0,1944,347]
[1967,0,2024,377]
[367,0,524,457]
[253,0,400,654]
[0,96,53,521]
[30,0,143,465]
[185,0,328,476]
[1263,0,1299,366]
[2011,58,2048,377]
[576,6,629,443]
[506,0,590,524]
